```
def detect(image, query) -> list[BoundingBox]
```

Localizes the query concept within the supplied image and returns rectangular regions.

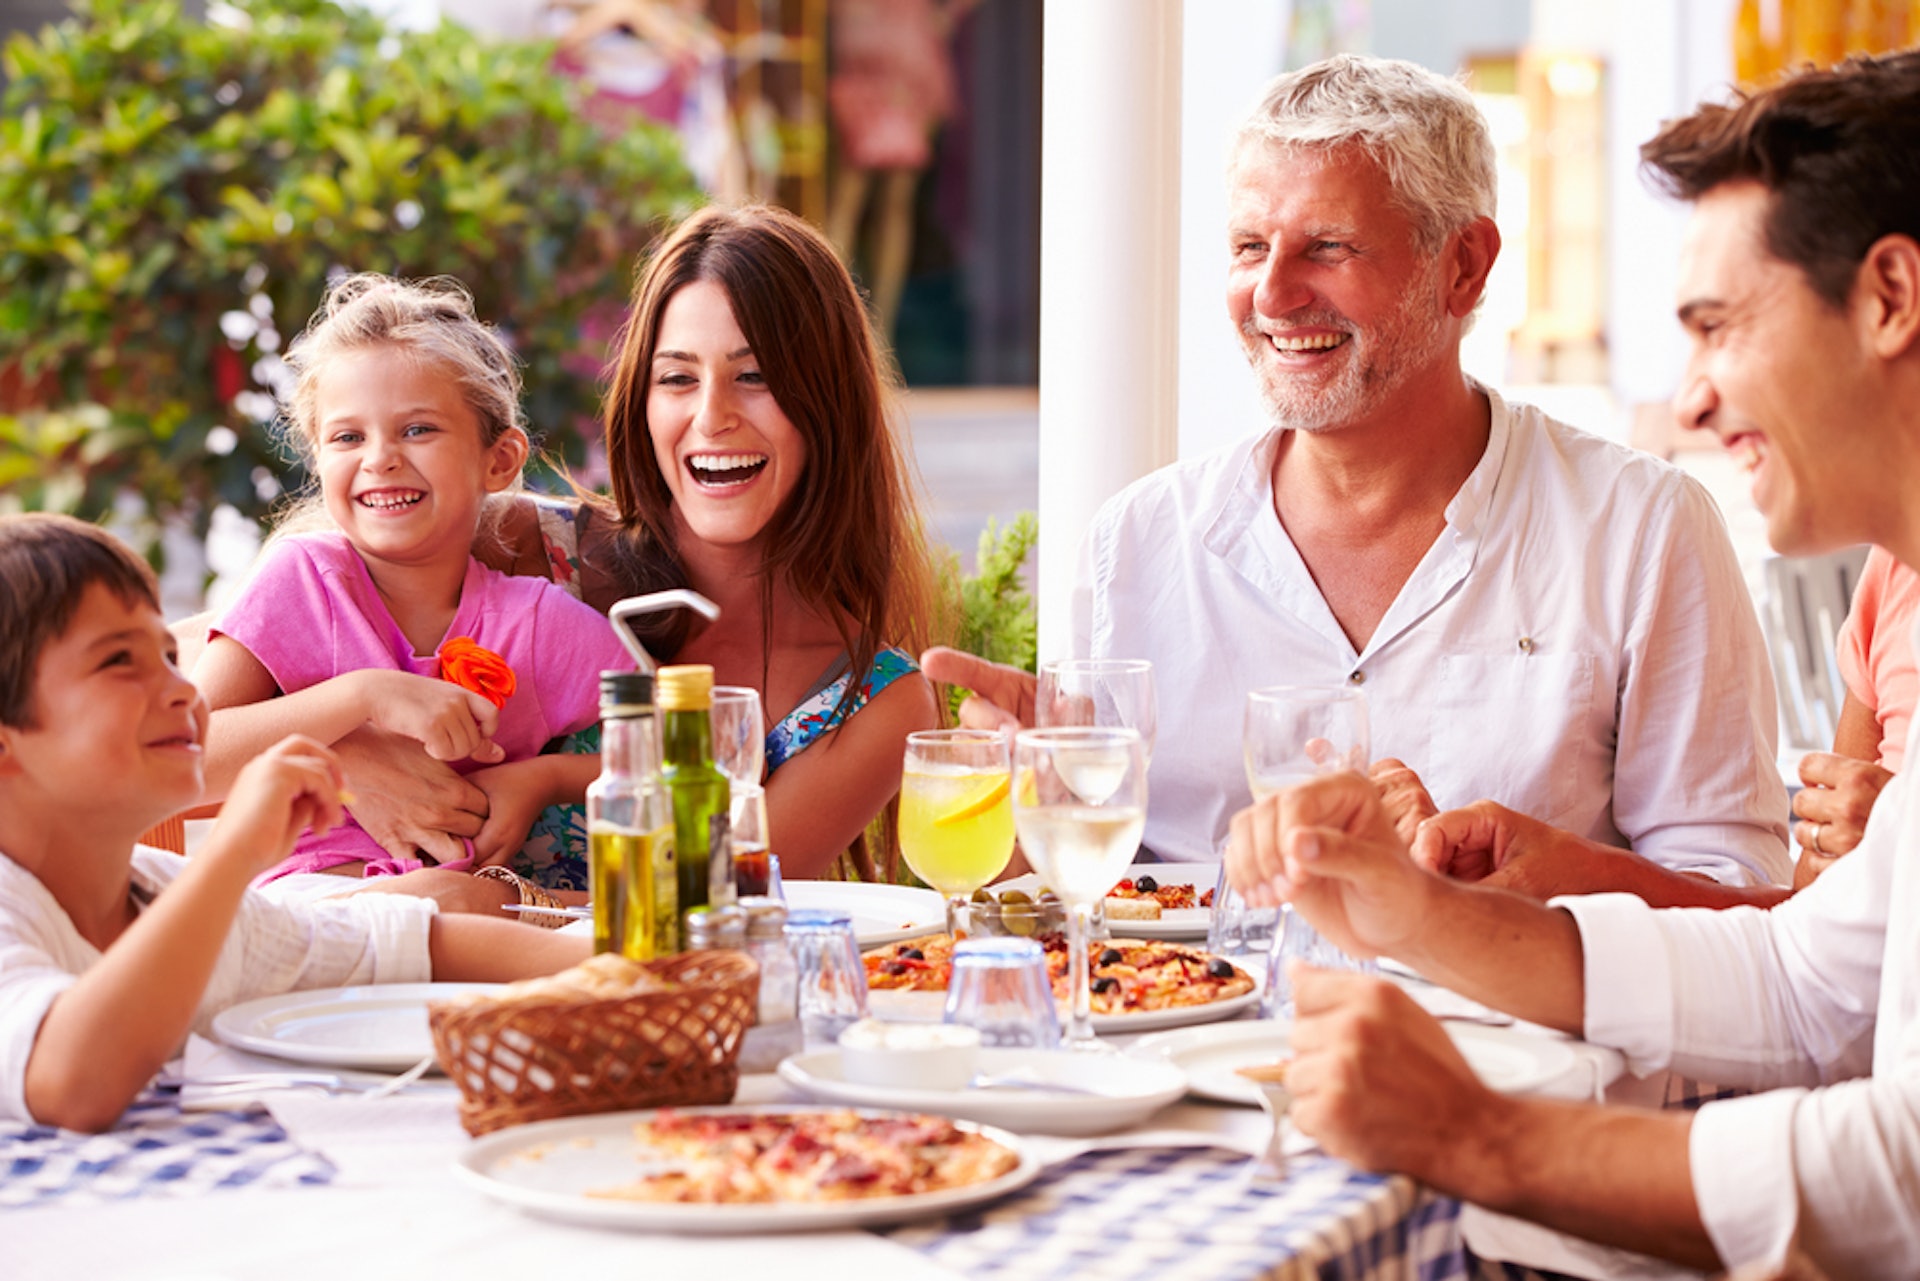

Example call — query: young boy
[0,513,587,1132]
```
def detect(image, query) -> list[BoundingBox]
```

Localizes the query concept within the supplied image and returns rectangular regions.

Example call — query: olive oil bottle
[586,671,677,957]
[657,664,732,923]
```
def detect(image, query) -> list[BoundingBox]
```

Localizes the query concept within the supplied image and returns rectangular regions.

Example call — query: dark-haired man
[1227,51,1920,1279]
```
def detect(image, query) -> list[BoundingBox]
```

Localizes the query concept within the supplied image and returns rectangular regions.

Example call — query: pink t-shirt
[1836,546,1920,771]
[213,532,633,874]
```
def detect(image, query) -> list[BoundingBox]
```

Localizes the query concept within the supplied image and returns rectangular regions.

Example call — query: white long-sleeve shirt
[1072,385,1791,887]
[1563,672,1920,1277]
[0,846,436,1123]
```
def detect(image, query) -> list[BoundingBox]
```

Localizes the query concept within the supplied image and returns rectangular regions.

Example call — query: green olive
[998,888,1032,908]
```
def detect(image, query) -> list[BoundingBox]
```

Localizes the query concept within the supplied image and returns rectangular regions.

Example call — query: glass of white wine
[1241,685,1378,1014]
[1011,726,1147,1050]
[1036,659,1157,762]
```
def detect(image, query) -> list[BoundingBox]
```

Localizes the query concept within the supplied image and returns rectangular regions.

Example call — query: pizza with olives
[1104,874,1214,912]
[588,1109,1020,1204]
[863,934,1255,1015]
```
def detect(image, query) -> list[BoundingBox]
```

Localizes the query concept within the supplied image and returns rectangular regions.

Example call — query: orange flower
[438,637,517,710]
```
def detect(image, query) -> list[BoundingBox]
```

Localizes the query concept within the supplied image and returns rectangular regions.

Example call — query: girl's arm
[466,754,603,866]
[194,635,503,803]
[767,672,940,878]
[23,738,350,1133]
[428,915,590,979]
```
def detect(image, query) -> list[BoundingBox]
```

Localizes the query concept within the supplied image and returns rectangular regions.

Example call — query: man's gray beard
[1242,270,1453,434]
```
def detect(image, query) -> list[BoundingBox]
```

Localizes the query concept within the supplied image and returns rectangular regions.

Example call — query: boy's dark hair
[0,514,161,729]
[1640,50,1920,309]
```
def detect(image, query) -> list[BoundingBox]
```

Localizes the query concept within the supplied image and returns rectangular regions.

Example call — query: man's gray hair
[1235,54,1496,253]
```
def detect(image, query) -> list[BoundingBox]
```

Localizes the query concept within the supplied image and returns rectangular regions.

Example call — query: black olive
[881,960,908,975]
[1206,958,1235,980]
[1091,976,1119,995]
[1097,948,1123,967]
[900,947,925,961]
[1134,874,1159,893]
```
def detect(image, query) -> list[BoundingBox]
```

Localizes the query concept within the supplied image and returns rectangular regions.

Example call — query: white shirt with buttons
[1071,384,1792,887]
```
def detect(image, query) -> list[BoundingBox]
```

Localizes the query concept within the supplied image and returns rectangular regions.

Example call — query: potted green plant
[0,0,702,543]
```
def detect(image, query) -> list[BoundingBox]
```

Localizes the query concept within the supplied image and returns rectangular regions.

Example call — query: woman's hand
[466,761,564,867]
[1791,751,1894,887]
[356,669,506,764]
[330,726,489,864]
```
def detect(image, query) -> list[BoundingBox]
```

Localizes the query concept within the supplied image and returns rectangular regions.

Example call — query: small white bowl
[836,1019,981,1091]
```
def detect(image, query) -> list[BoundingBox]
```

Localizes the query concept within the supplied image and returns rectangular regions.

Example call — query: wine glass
[1011,726,1147,1050]
[710,685,765,791]
[899,730,1016,936]
[1241,685,1377,1013]
[1036,660,1157,761]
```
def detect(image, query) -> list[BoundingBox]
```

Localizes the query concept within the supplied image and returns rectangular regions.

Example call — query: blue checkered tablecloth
[0,1088,330,1210]
[884,1145,1466,1280]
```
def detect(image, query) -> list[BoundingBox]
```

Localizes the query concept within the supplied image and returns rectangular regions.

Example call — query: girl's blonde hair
[279,272,526,465]
[271,273,527,538]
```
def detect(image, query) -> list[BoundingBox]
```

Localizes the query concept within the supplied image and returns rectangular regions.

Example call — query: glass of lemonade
[899,729,1016,937]
[1011,726,1147,1050]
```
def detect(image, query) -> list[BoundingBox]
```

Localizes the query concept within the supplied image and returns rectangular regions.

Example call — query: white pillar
[1036,0,1184,660]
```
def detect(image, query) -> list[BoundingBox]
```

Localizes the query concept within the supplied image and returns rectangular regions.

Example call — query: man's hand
[919,647,1036,734]
[1287,965,1504,1182]
[204,736,349,876]
[357,669,506,764]
[1791,751,1893,887]
[331,726,488,864]
[1224,772,1436,959]
[1370,758,1439,846]
[1408,799,1540,882]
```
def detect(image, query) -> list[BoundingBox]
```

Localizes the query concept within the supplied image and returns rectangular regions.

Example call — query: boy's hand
[359,670,507,764]
[209,735,351,874]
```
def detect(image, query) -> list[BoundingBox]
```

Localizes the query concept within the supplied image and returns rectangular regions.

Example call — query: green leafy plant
[936,512,1038,721]
[0,0,701,539]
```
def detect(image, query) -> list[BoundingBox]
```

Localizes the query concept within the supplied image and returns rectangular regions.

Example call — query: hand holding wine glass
[1011,726,1147,1050]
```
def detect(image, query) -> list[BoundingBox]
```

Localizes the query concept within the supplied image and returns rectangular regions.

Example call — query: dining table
[1,957,1632,1281]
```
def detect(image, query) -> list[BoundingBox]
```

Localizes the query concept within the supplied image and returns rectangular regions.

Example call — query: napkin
[263,1090,470,1186]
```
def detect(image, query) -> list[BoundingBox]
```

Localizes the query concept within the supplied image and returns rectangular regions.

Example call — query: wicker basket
[429,949,760,1136]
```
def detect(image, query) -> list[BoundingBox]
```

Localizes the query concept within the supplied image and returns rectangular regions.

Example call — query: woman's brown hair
[601,204,937,712]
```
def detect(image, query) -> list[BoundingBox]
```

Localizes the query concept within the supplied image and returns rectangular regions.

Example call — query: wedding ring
[1809,822,1826,855]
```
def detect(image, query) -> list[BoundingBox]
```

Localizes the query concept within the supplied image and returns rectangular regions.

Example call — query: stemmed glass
[1242,685,1376,1012]
[1036,660,1157,761]
[712,686,773,897]
[899,730,1016,936]
[1011,726,1148,1050]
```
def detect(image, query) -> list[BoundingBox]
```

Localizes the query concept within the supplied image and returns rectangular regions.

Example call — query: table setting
[3,673,1625,1280]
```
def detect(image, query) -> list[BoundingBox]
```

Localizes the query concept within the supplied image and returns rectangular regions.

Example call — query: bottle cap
[599,670,654,715]
[656,664,714,711]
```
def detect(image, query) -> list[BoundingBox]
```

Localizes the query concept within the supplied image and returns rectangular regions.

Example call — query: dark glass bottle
[657,664,732,927]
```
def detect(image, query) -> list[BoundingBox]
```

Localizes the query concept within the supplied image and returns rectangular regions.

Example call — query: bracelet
[474,865,571,930]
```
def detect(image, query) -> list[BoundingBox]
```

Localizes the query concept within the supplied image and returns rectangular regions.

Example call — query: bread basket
[428,949,760,1136]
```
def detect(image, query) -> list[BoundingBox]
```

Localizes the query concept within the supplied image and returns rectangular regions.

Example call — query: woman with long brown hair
[595,203,940,874]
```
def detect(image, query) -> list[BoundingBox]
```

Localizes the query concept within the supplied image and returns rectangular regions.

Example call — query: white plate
[210,983,501,1072]
[996,861,1216,940]
[454,1105,1042,1233]
[777,1048,1187,1136]
[865,974,1262,1035]
[1126,1018,1582,1106]
[785,880,946,947]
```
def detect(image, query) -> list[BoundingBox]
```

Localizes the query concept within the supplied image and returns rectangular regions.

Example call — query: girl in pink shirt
[193,275,630,889]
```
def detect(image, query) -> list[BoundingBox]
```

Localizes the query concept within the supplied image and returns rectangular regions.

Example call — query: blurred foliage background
[0,0,701,549]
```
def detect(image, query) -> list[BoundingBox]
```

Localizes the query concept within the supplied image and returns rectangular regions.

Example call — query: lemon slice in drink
[934,775,1011,827]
